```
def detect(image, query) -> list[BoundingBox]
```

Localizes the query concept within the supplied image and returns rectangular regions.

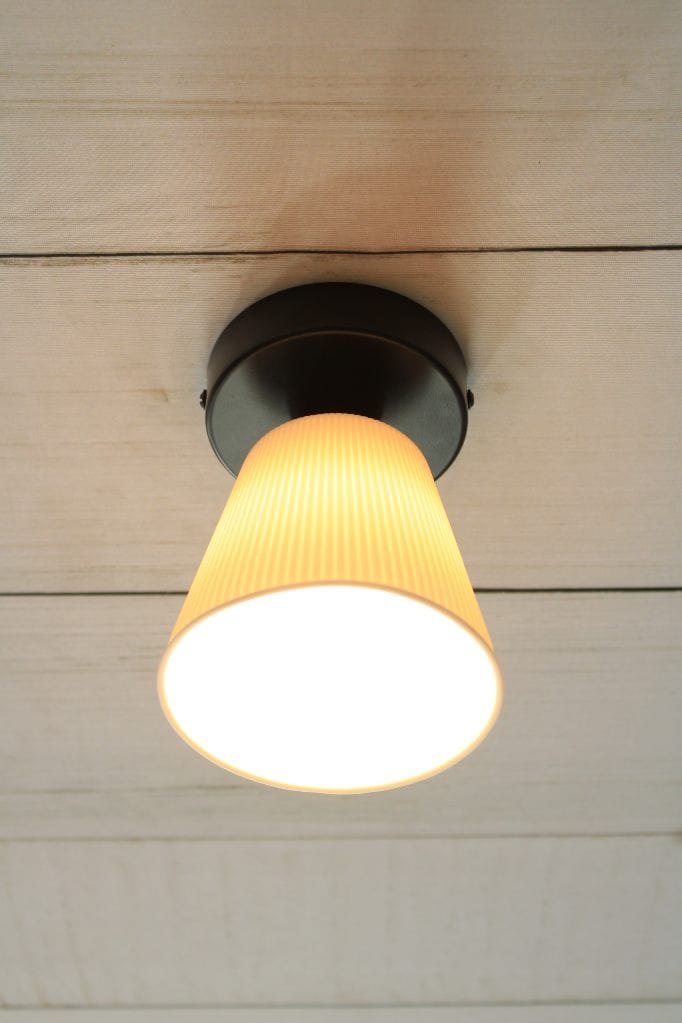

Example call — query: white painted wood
[0,836,679,1006]
[2,1008,681,1021]
[2,5,680,1016]
[2,1,680,252]
[2,251,681,592]
[1,593,680,840]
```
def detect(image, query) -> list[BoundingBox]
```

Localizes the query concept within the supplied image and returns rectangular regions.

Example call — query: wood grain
[1,251,680,592]
[2,4,681,1016]
[1,592,680,840]
[2,0,680,252]
[1,836,679,1006]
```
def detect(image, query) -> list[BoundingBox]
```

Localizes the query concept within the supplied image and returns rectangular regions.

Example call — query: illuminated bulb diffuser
[158,283,503,792]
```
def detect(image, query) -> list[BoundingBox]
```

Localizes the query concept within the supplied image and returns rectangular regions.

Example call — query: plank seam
[1,244,681,260]
[0,588,679,598]
[1,833,680,844]
[1,997,680,1010]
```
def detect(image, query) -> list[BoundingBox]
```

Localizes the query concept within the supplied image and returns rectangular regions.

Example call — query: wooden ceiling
[1,1,681,1020]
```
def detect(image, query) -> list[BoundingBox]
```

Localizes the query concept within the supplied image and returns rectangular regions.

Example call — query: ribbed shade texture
[159,413,502,792]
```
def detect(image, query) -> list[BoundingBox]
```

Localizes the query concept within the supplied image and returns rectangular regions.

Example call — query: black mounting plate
[205,282,469,479]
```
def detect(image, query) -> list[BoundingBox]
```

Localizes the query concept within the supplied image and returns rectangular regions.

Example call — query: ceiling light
[158,283,502,792]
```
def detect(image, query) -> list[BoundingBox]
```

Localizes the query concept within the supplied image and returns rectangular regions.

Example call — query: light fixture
[158,283,502,792]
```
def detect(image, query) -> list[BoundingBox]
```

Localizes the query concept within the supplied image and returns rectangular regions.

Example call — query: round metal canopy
[204,282,470,479]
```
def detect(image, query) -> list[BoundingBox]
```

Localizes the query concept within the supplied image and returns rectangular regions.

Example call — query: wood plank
[2,0,680,252]
[2,251,681,592]
[1,593,680,839]
[2,1008,681,1021]
[0,836,679,1006]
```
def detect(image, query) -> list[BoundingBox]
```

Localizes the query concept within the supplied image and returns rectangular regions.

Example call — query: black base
[205,283,469,479]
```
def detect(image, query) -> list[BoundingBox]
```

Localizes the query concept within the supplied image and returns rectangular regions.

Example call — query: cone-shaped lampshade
[159,413,502,792]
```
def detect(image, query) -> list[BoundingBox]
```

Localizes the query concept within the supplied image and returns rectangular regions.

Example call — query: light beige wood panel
[2,593,680,839]
[1,836,679,1006]
[1,0,680,252]
[2,251,681,591]
[3,1008,681,1022]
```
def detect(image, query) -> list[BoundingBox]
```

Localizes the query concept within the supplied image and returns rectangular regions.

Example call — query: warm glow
[159,414,502,792]
[161,585,499,791]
